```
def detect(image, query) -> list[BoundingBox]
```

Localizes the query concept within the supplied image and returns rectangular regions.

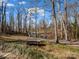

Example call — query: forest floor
[0,35,79,59]
[0,41,79,59]
[0,34,29,40]
[0,34,79,45]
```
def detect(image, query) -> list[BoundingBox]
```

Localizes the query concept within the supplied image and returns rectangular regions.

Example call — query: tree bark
[51,0,59,43]
[63,0,68,40]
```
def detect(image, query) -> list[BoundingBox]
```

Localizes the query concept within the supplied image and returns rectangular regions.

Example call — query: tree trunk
[63,0,68,40]
[35,0,38,37]
[1,2,6,33]
[51,0,59,43]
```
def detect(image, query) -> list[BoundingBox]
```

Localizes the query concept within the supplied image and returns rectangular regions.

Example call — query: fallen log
[26,40,47,46]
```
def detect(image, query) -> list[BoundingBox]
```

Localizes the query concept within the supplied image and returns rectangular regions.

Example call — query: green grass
[52,44,79,53]
[0,41,79,59]
[0,41,57,59]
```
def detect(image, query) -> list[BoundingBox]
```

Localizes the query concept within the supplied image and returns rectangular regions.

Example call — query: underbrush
[0,41,57,59]
[0,41,79,59]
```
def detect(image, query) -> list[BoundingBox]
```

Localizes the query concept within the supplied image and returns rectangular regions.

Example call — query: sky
[4,0,52,24]
[0,0,79,24]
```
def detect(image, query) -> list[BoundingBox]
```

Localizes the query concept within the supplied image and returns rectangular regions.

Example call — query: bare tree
[23,14,28,33]
[51,0,59,43]
[57,0,62,40]
[34,0,38,37]
[63,0,68,40]
[28,12,32,37]
[17,9,22,33]
[9,12,14,32]
[0,0,2,32]
[43,0,48,38]
[69,1,78,40]
[1,1,7,33]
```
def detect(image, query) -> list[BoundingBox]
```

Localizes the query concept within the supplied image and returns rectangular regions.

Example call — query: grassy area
[0,41,79,59]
